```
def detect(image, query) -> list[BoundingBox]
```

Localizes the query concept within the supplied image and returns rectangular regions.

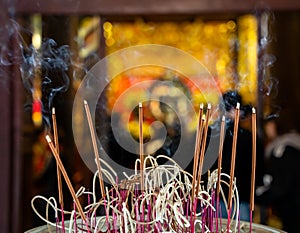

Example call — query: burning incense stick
[250,107,257,211]
[139,102,144,191]
[52,107,64,207]
[45,135,87,224]
[227,103,240,211]
[33,103,262,233]
[83,100,105,198]
[217,115,226,195]
[215,116,226,233]
[196,103,211,195]
[192,103,204,202]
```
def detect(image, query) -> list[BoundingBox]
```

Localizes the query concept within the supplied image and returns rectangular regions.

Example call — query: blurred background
[1,0,300,232]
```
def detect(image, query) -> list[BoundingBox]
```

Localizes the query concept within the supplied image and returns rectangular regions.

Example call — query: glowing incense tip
[83,100,88,105]
[207,103,211,109]
[222,115,225,121]
[252,107,256,114]
[52,107,55,115]
[45,135,52,143]
[236,102,240,109]
[139,102,142,108]
[200,103,204,109]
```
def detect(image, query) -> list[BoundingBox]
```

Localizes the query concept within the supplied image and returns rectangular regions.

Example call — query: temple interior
[1,1,300,232]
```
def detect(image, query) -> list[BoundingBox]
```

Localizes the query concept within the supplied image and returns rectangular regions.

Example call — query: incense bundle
[250,107,257,212]
[139,102,144,191]
[192,103,204,202]
[195,103,211,195]
[52,108,64,207]
[45,135,87,224]
[217,115,226,195]
[84,100,105,198]
[227,103,240,211]
[30,102,277,233]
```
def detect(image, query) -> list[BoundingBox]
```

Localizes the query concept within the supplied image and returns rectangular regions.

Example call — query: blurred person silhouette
[210,90,265,222]
[256,112,300,233]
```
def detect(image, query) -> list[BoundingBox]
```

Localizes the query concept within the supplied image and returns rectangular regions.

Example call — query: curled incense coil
[30,155,248,233]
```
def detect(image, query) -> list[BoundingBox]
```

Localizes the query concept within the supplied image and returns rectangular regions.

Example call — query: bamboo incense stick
[52,107,64,207]
[139,102,144,191]
[83,100,105,198]
[195,103,211,195]
[45,135,87,224]
[191,103,204,202]
[227,103,240,211]
[217,115,226,195]
[250,107,257,211]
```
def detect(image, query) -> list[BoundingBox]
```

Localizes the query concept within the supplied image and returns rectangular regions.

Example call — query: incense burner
[25,219,286,233]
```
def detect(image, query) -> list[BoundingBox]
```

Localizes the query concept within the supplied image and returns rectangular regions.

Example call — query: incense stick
[250,107,257,211]
[191,103,204,203]
[217,115,226,195]
[227,103,240,211]
[195,103,211,195]
[83,100,105,198]
[33,103,255,233]
[139,102,144,191]
[45,135,87,224]
[52,107,64,207]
